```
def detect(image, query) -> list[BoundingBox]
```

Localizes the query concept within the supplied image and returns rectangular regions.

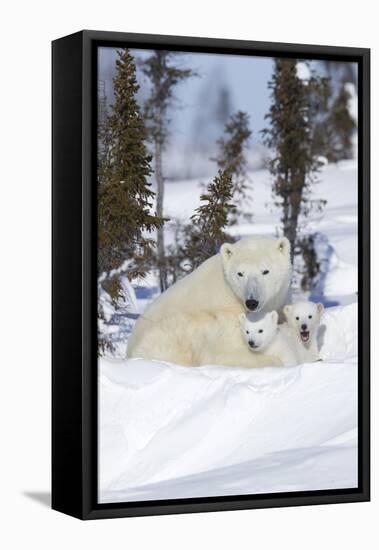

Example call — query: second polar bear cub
[239,311,300,367]
[283,301,324,362]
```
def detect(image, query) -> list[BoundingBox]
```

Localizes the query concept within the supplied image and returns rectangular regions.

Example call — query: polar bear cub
[283,301,323,362]
[239,311,300,367]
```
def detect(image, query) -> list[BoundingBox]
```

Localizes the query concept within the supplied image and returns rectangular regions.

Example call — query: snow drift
[99,302,358,503]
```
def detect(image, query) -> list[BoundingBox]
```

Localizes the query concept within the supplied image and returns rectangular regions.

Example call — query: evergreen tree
[309,76,334,160]
[328,83,356,161]
[263,59,324,264]
[142,51,195,292]
[97,86,112,179]
[311,79,356,163]
[298,235,320,291]
[98,48,163,298]
[321,61,357,88]
[164,219,189,285]
[184,169,234,270]
[213,111,252,223]
[214,85,232,126]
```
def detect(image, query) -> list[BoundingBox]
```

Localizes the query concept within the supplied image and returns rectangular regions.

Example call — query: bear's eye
[262,269,270,275]
[237,272,244,277]
[296,316,300,321]
[308,315,312,319]
[258,329,263,333]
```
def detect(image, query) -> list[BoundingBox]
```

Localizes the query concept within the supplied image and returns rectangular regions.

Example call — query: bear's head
[239,311,279,352]
[283,301,323,345]
[220,237,291,313]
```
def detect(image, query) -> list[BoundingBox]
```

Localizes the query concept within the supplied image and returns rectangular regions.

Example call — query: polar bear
[194,313,283,368]
[283,301,324,362]
[239,311,301,367]
[127,236,291,365]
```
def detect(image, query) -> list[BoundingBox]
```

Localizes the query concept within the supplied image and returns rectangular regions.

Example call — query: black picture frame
[52,30,370,520]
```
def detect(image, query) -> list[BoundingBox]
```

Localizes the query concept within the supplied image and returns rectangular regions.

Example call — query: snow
[296,62,311,81]
[344,82,358,159]
[345,82,358,124]
[98,159,358,502]
[99,303,358,502]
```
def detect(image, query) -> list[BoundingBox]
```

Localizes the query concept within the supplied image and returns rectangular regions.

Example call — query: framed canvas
[52,30,370,520]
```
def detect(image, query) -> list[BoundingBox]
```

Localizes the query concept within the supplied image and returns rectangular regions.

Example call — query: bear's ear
[220,243,234,262]
[271,311,279,324]
[283,304,291,319]
[317,303,324,314]
[238,313,246,326]
[277,237,290,255]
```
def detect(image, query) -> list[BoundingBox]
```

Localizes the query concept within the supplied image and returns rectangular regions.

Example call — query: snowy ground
[99,303,357,502]
[98,160,358,503]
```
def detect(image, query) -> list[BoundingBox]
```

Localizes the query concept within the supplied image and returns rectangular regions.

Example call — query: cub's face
[220,238,291,313]
[284,301,323,345]
[239,311,278,352]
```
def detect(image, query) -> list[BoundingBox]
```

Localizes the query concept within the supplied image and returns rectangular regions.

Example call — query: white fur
[127,237,292,365]
[240,311,301,367]
[283,301,324,362]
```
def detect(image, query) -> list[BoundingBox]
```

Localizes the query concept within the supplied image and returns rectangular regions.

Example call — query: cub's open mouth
[300,331,310,342]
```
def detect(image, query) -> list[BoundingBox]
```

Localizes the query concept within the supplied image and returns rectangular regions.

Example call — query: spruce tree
[215,85,232,126]
[321,61,357,88]
[184,169,234,270]
[309,76,334,160]
[98,48,163,296]
[213,111,252,223]
[298,235,320,291]
[328,83,356,161]
[311,79,356,163]
[263,59,324,265]
[142,51,195,292]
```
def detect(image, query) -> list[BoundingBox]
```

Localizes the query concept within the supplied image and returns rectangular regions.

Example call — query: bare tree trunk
[142,50,195,292]
[281,173,294,263]
[287,173,303,265]
[287,211,298,265]
[155,112,167,292]
[281,170,302,265]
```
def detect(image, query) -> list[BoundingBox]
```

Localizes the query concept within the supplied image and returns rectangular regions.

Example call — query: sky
[98,47,273,140]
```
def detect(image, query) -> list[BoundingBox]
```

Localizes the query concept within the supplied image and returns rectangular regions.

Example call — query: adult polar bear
[127,236,291,367]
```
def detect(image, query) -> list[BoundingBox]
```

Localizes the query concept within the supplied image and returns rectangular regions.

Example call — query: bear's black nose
[246,299,259,311]
[301,324,307,330]
[249,340,255,348]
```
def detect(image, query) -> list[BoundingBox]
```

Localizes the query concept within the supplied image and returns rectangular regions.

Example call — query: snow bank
[99,303,358,503]
[296,61,311,81]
